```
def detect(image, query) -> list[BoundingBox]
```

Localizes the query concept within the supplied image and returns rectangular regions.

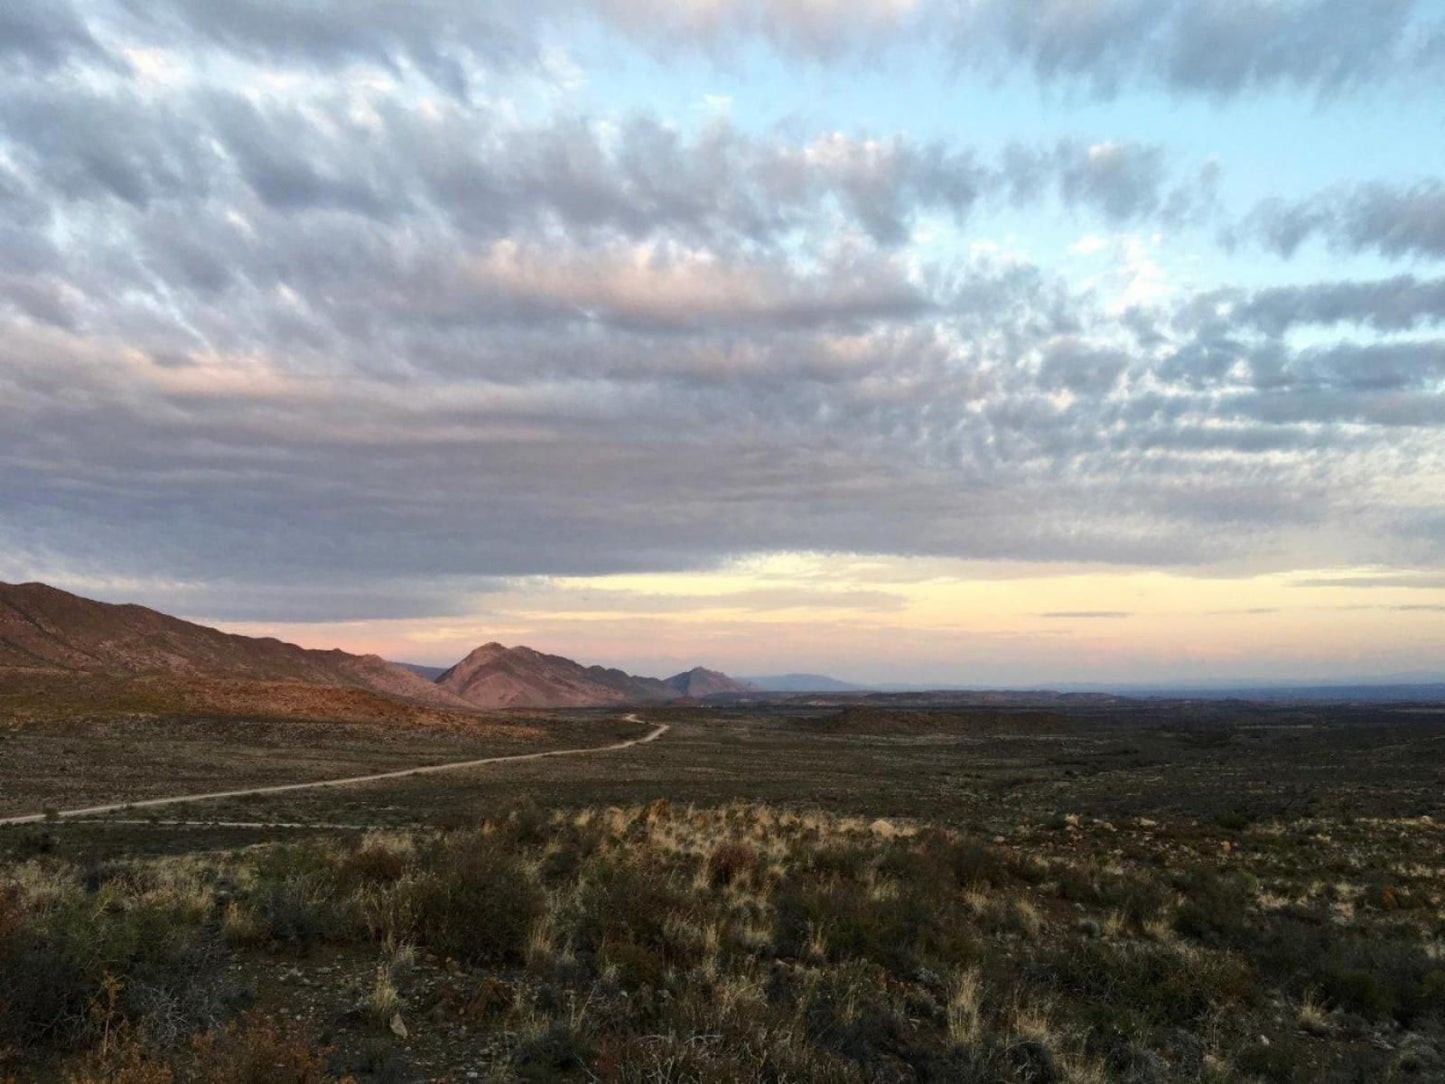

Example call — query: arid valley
[3,583,1444,1082]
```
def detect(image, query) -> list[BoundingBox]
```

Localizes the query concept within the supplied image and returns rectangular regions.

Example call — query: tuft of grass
[363,965,400,1026]
[945,966,983,1045]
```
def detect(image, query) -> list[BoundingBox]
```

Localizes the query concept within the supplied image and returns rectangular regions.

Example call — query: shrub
[1314,937,1437,1023]
[337,844,409,887]
[186,1014,335,1083]
[60,1027,176,1084]
[1101,873,1171,928]
[773,877,950,974]
[1037,940,1254,1028]
[1173,868,1255,947]
[1212,811,1251,833]
[806,843,872,882]
[1321,969,1395,1021]
[513,1021,593,1081]
[576,865,689,955]
[1420,970,1445,1018]
[257,880,341,951]
[1233,1034,1306,1083]
[500,797,552,847]
[801,962,908,1067]
[408,836,542,967]
[705,843,757,888]
[0,894,222,1052]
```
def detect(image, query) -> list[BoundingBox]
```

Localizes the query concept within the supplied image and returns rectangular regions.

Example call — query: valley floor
[1,699,1442,1081]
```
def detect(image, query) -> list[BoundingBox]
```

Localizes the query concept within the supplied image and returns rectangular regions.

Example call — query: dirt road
[0,714,666,827]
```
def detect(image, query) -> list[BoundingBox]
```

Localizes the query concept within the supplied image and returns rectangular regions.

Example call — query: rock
[390,1013,408,1039]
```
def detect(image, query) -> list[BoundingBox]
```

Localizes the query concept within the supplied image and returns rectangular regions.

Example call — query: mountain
[435,644,754,708]
[436,642,675,708]
[663,666,756,699]
[743,672,866,693]
[0,581,474,713]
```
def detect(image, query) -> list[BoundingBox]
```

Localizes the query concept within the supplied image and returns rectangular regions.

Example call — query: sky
[2,0,1445,685]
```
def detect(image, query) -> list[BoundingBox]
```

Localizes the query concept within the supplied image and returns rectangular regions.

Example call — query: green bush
[1173,868,1255,947]
[258,879,342,950]
[336,844,409,887]
[0,894,222,1051]
[1037,940,1254,1028]
[1420,970,1445,1018]
[773,877,953,974]
[1322,969,1393,1020]
[408,835,542,966]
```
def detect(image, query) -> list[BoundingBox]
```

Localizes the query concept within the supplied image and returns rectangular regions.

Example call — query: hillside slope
[0,581,473,711]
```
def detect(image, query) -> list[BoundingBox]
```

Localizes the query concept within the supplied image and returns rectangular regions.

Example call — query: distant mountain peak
[434,642,753,708]
[663,666,754,699]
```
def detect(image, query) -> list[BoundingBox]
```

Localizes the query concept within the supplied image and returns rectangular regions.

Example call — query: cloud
[585,0,925,59]
[10,0,1440,103]
[522,585,909,615]
[1226,276,1445,335]
[0,0,1442,628]
[950,0,1429,99]
[118,0,538,94]
[1037,611,1132,619]
[1003,141,1218,225]
[1241,182,1445,260]
[0,75,1207,265]
[456,238,933,332]
[0,0,110,72]
[1293,572,1445,590]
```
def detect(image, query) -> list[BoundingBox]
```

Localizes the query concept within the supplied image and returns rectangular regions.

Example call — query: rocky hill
[0,581,473,712]
[435,645,754,709]
[435,643,668,708]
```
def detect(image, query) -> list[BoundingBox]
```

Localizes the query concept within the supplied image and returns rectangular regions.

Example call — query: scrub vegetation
[3,796,1443,1082]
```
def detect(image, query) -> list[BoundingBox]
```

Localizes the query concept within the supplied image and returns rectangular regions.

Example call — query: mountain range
[0,582,755,715]
[431,642,752,708]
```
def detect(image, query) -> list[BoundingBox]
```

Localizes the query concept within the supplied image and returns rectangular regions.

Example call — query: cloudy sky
[3,0,1445,685]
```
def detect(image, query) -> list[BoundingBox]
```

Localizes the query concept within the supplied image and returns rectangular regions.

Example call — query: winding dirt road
[0,714,667,828]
